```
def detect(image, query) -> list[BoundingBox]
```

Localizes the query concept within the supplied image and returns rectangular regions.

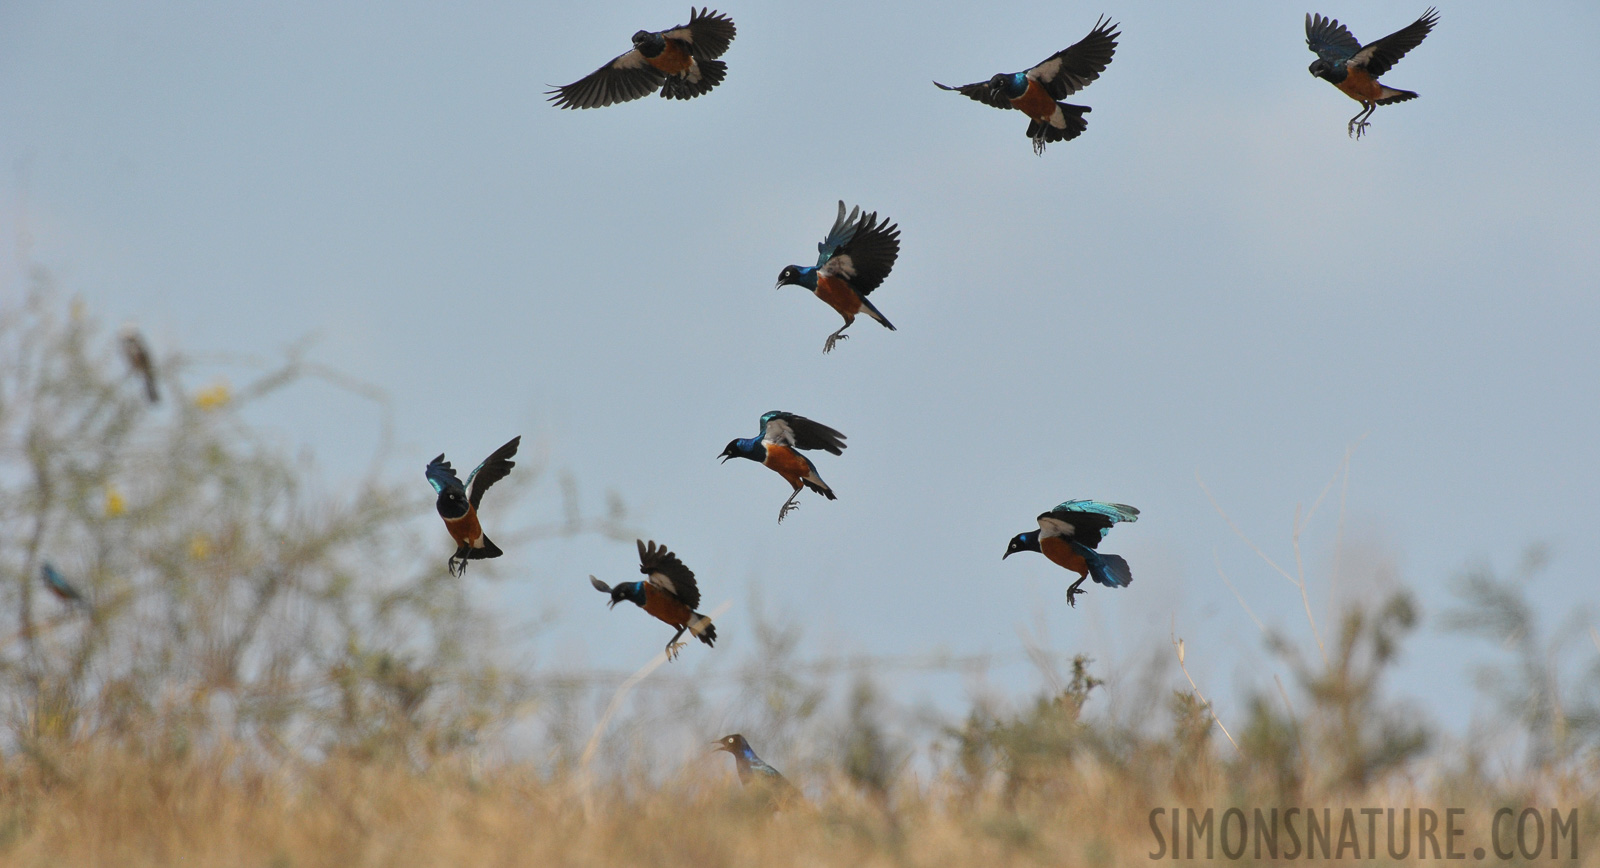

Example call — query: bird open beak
[1002,547,1014,559]
[719,453,731,463]
[774,280,783,290]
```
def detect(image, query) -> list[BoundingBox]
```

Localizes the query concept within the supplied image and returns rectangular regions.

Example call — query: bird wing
[660,7,736,60]
[425,455,465,495]
[759,411,847,455]
[466,436,521,510]
[1027,16,1119,99]
[637,539,700,609]
[933,79,1012,110]
[1037,500,1139,548]
[1305,12,1362,63]
[1350,7,1438,77]
[813,200,862,268]
[548,49,668,109]
[820,206,900,297]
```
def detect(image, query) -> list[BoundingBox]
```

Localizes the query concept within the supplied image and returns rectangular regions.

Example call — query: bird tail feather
[1374,86,1418,105]
[661,58,727,100]
[802,479,836,500]
[690,612,718,646]
[859,296,896,331]
[1026,103,1090,153]
[1083,549,1133,588]
[465,536,504,560]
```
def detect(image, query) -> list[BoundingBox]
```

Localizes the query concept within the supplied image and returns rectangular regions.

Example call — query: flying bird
[590,539,717,660]
[714,734,802,808]
[776,201,901,354]
[120,326,159,403]
[719,411,845,523]
[40,563,90,611]
[935,17,1120,154]
[548,8,736,109]
[1306,8,1439,138]
[426,436,520,576]
[1004,500,1139,607]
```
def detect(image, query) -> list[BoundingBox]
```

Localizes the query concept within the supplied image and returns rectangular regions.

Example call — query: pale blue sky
[3,0,1598,740]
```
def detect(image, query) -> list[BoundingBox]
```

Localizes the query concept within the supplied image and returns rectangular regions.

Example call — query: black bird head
[988,73,1012,92]
[719,440,742,463]
[590,575,627,609]
[435,488,469,520]
[775,265,802,289]
[1003,531,1041,560]
[713,733,750,754]
[1308,58,1344,82]
[632,29,665,56]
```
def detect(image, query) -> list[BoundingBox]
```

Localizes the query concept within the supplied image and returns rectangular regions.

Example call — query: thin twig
[577,599,733,811]
[1213,549,1265,636]
[1170,616,1241,757]
[1198,473,1328,668]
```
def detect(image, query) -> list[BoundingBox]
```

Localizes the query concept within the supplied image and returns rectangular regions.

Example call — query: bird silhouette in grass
[935,16,1120,154]
[548,8,736,109]
[40,563,91,613]
[426,436,520,576]
[720,411,845,523]
[591,540,717,661]
[714,734,801,809]
[1004,499,1139,607]
[776,201,901,354]
[1306,8,1439,139]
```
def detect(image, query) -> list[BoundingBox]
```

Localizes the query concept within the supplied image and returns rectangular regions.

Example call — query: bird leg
[665,626,688,661]
[1032,132,1048,156]
[778,489,802,523]
[1065,576,1089,607]
[448,547,470,577]
[822,321,853,354]
[1347,103,1374,139]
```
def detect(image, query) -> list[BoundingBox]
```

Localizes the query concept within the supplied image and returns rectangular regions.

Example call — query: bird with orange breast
[591,540,717,661]
[1307,8,1439,139]
[719,411,845,523]
[426,437,520,576]
[1005,500,1139,607]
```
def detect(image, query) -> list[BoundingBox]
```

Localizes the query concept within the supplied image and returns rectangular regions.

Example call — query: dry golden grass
[3,740,1597,867]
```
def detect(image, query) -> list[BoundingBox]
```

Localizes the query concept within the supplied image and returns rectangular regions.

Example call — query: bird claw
[1032,135,1047,156]
[448,556,468,578]
[1347,119,1371,140]
[665,641,686,661]
[1065,586,1084,608]
[778,500,800,523]
[823,333,848,354]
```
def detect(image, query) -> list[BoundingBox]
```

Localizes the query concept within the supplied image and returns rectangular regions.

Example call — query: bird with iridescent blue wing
[590,539,717,661]
[426,436,520,576]
[1307,8,1439,139]
[714,733,801,809]
[1005,500,1139,607]
[40,562,91,612]
[935,16,1119,155]
[720,411,845,523]
[776,201,901,354]
[548,8,736,109]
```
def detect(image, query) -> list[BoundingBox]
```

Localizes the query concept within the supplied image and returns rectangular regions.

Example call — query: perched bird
[1004,500,1139,607]
[935,17,1120,154]
[40,563,90,611]
[719,411,845,523]
[425,436,520,576]
[549,8,736,109]
[776,201,901,354]
[1306,8,1439,139]
[713,733,801,808]
[590,539,717,660]
[120,325,159,403]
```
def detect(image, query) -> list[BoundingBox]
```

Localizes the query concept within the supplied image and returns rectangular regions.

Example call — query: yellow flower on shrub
[105,486,127,517]
[194,381,231,410]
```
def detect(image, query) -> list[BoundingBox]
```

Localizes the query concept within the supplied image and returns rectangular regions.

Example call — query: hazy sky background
[3,0,1598,743]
